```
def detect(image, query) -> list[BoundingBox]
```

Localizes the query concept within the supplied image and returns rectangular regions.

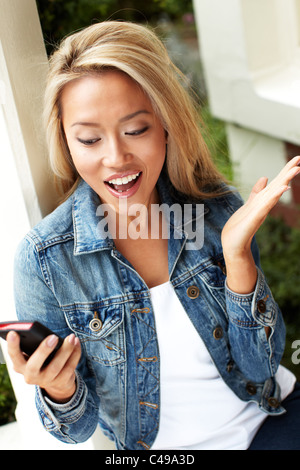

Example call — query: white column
[193,0,300,197]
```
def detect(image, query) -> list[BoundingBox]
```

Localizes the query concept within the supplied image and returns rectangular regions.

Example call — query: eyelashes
[77,127,150,146]
[77,138,101,146]
[125,126,149,136]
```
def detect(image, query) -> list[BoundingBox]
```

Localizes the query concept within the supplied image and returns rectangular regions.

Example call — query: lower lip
[104,173,143,199]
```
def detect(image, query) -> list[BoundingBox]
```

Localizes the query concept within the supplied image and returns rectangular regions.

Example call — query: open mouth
[104,171,143,197]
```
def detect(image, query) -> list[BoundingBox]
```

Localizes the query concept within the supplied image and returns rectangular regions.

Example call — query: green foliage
[256,216,300,317]
[200,103,234,182]
[36,0,193,54]
[152,0,193,17]
[256,216,300,380]
[0,365,17,425]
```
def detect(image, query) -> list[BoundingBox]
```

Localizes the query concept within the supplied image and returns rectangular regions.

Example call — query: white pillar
[0,0,114,450]
[193,0,300,198]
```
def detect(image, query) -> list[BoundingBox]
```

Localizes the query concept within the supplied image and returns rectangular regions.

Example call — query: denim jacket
[14,175,286,450]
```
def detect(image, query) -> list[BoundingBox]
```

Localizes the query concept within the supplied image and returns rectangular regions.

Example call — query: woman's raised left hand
[221,156,300,294]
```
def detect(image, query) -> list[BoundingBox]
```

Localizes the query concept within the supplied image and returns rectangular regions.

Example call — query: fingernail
[68,334,75,345]
[7,331,17,342]
[47,335,58,348]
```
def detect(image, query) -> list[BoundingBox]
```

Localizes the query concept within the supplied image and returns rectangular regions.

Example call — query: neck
[108,188,165,242]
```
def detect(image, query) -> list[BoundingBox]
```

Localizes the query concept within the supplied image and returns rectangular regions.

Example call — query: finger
[23,335,60,384]
[6,331,28,373]
[276,156,300,176]
[226,181,289,243]
[253,177,268,193]
[246,177,268,204]
[275,166,300,187]
[42,334,80,381]
[285,155,300,170]
[33,334,59,368]
[53,334,81,371]
[270,156,300,187]
[65,335,81,370]
[255,184,291,221]
[284,164,300,185]
[56,336,81,384]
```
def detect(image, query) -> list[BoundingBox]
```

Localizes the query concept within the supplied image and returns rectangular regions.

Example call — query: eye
[125,126,149,136]
[77,138,101,146]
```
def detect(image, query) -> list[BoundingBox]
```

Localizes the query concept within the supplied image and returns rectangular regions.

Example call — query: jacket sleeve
[223,192,286,383]
[13,236,100,444]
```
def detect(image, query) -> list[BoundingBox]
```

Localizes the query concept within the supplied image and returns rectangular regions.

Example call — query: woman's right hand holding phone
[7,331,81,404]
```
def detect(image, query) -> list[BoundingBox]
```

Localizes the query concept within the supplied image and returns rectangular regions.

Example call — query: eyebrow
[71,110,151,128]
[119,110,151,123]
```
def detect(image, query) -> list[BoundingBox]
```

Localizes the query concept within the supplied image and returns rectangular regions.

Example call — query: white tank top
[150,281,296,450]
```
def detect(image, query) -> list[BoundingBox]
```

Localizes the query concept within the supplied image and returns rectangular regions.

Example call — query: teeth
[108,172,140,186]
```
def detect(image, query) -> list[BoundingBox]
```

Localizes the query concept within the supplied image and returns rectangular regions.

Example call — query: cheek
[70,152,87,175]
[144,130,166,162]
[65,135,95,174]
[68,147,97,177]
[149,136,167,168]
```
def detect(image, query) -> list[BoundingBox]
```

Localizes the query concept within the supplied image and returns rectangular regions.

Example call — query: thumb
[246,177,268,204]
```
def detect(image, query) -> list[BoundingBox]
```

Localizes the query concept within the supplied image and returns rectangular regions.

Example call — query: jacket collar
[72,175,208,255]
[72,179,114,254]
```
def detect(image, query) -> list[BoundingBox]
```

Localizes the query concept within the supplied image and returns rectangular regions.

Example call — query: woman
[7,21,300,450]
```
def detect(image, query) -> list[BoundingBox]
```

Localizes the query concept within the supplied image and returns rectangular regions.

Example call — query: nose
[101,135,133,168]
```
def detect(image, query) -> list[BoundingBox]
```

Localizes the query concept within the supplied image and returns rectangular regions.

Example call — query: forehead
[60,70,153,122]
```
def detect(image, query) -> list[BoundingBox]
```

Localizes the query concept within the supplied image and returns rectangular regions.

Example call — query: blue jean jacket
[14,175,286,450]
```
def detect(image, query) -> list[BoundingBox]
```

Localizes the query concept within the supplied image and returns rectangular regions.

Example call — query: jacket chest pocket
[198,257,227,313]
[64,303,125,366]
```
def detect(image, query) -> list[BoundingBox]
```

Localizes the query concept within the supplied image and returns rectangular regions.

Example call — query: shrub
[36,0,194,55]
[256,215,300,319]
[256,215,300,379]
[0,364,16,425]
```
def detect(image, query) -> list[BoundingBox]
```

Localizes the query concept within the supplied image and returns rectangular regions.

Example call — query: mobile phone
[0,321,63,367]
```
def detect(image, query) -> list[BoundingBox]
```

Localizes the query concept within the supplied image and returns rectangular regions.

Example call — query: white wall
[193,0,300,197]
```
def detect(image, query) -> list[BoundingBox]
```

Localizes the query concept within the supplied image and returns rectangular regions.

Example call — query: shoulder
[201,184,245,232]
[205,185,244,214]
[18,194,74,255]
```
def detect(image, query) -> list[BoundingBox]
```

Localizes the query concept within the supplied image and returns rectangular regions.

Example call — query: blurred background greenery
[36,0,194,54]
[1,0,299,426]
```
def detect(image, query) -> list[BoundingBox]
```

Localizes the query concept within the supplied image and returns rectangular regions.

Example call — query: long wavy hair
[43,21,226,199]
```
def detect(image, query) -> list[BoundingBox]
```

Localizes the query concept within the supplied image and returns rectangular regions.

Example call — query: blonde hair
[44,21,226,199]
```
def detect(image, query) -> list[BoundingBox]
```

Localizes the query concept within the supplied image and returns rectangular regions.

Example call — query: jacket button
[213,326,223,340]
[89,318,102,332]
[89,312,103,332]
[268,397,280,408]
[257,300,266,314]
[187,286,199,299]
[246,382,257,395]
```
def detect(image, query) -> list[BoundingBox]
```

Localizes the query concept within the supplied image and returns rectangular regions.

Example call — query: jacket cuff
[225,267,277,328]
[35,371,87,431]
